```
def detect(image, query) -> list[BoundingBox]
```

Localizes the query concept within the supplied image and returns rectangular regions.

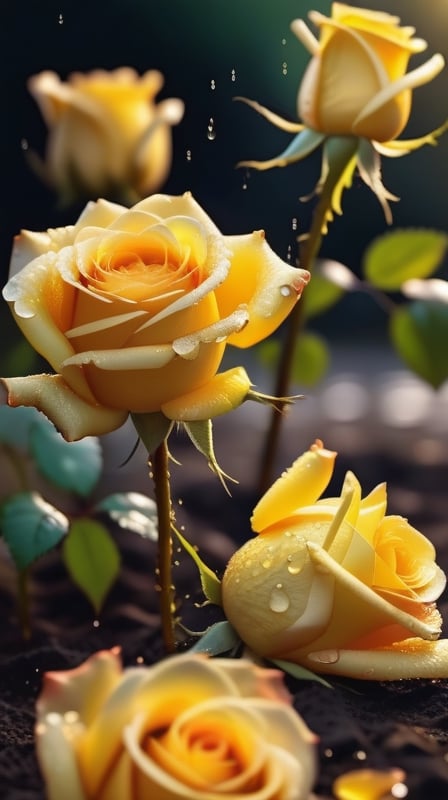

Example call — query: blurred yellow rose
[35,650,317,800]
[222,440,448,680]
[294,3,444,142]
[28,68,184,201]
[2,193,309,440]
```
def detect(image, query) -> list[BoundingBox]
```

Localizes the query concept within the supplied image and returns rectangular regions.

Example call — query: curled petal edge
[1,375,127,441]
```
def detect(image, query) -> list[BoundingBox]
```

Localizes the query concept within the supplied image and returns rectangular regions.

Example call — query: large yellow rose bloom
[222,440,448,680]
[28,68,184,201]
[35,650,317,800]
[2,193,309,440]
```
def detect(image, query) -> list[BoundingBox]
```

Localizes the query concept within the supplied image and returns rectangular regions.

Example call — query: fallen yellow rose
[222,440,448,680]
[28,68,184,201]
[294,3,444,142]
[2,193,309,440]
[35,650,317,800]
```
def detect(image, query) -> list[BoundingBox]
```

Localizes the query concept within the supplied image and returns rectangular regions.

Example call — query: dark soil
[2,405,448,800]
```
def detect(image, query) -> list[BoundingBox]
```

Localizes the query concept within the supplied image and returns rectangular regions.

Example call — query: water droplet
[262,558,272,569]
[308,649,340,664]
[287,554,302,575]
[280,285,292,297]
[324,748,333,758]
[20,138,29,151]
[286,245,292,262]
[291,217,298,231]
[136,656,144,664]
[281,38,287,46]
[242,181,248,190]
[210,79,216,90]
[269,585,290,613]
[230,68,236,82]
[392,783,409,799]
[354,750,367,761]
[186,149,192,161]
[207,117,216,140]
[58,12,64,24]
[93,619,100,628]
[282,61,288,76]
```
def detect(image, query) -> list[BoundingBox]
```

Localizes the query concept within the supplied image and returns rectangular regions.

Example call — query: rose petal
[161,366,251,421]
[2,374,127,440]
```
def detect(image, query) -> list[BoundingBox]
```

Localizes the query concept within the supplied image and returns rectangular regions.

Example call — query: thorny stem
[258,137,358,494]
[152,439,176,653]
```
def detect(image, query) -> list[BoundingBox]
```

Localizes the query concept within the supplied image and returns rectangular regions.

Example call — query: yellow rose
[222,440,448,680]
[2,193,309,440]
[28,68,184,200]
[35,650,317,800]
[294,3,444,141]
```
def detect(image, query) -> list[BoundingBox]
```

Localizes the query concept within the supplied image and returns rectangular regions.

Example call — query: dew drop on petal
[280,285,292,297]
[309,649,340,664]
[262,558,272,569]
[269,584,290,613]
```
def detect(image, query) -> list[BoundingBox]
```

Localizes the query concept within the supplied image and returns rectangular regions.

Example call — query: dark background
[1,0,447,329]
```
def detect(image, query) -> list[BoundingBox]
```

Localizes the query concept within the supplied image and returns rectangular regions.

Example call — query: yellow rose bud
[2,193,309,440]
[222,440,448,680]
[294,3,445,142]
[28,68,185,200]
[35,650,317,800]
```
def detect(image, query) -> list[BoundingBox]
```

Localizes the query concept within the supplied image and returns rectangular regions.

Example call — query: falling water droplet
[282,61,288,76]
[286,245,292,262]
[210,79,216,90]
[269,584,290,613]
[281,38,287,45]
[93,619,100,628]
[20,138,29,151]
[292,217,298,231]
[186,149,192,161]
[207,117,216,140]
[58,12,64,24]
[231,68,236,82]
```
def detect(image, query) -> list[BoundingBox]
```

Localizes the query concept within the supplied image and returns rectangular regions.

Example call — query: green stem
[152,439,176,653]
[258,136,358,494]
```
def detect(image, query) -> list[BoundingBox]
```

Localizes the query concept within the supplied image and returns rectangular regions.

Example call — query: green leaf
[189,621,240,656]
[305,260,352,319]
[96,492,158,540]
[291,332,330,387]
[131,412,173,455]
[390,300,448,388]
[183,419,236,491]
[1,491,69,570]
[364,229,448,290]
[173,525,222,606]
[271,658,333,688]
[63,518,121,612]
[30,420,102,496]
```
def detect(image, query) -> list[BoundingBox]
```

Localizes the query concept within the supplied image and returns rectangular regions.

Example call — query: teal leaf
[273,127,325,165]
[96,492,158,540]
[390,300,448,388]
[131,412,173,455]
[173,525,222,606]
[364,229,448,290]
[292,332,330,387]
[271,659,333,688]
[0,406,44,449]
[1,491,69,570]
[189,621,240,656]
[63,518,121,613]
[30,420,102,496]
